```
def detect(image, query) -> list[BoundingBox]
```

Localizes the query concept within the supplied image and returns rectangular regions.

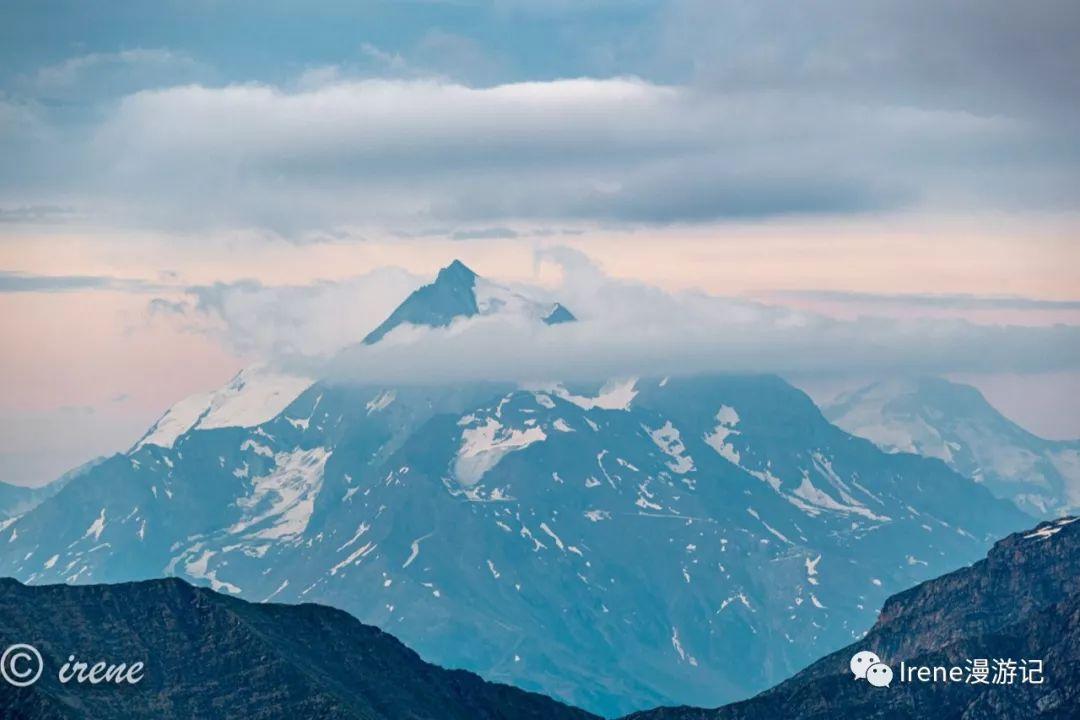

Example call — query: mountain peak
[362,260,574,345]
[438,259,477,283]
[543,302,576,325]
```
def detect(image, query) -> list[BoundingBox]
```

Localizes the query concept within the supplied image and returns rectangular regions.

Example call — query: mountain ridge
[825,377,1080,517]
[622,515,1080,720]
[0,373,1030,715]
[0,267,1034,716]
[0,574,598,720]
[362,259,575,345]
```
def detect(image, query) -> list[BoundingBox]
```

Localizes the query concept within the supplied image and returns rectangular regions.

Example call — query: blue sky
[1,1,663,86]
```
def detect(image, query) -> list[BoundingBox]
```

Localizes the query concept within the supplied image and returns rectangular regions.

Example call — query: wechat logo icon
[851,650,892,687]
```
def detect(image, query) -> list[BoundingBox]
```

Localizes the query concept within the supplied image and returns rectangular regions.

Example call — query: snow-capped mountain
[0,263,1031,717]
[134,365,315,451]
[362,259,574,345]
[825,378,1080,517]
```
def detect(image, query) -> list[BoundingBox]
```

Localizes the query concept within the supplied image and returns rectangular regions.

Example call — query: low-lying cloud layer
[165,250,1080,383]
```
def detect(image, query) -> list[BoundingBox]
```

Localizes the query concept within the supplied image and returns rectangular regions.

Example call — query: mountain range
[626,515,1080,720]
[0,262,1035,716]
[825,378,1080,518]
[2,515,1074,720]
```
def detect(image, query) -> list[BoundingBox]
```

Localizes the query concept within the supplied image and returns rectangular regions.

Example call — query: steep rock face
[543,302,577,325]
[362,260,574,345]
[825,377,1080,517]
[363,260,482,344]
[0,577,597,720]
[0,373,1030,716]
[624,516,1080,720]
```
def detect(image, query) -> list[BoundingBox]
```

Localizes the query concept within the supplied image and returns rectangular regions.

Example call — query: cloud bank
[67,77,1048,232]
[177,267,422,359]
[2,1,1076,234]
[165,250,1080,383]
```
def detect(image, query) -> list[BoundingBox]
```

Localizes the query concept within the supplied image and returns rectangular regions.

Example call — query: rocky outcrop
[626,517,1080,720]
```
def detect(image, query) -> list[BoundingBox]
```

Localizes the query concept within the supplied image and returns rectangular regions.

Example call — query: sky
[1,0,1078,486]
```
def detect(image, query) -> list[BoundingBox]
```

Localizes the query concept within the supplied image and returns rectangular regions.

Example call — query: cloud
[69,75,1045,234]
[147,297,190,316]
[0,205,80,223]
[767,290,1080,311]
[1,2,1076,234]
[166,249,1080,381]
[0,271,161,293]
[327,310,1080,385]
[175,267,422,359]
[28,48,212,103]
[660,0,1080,120]
[451,227,520,240]
[332,310,1080,387]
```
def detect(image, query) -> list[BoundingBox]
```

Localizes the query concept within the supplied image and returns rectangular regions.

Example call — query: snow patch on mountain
[545,378,638,411]
[136,391,215,450]
[365,390,396,414]
[671,627,698,666]
[184,548,242,594]
[330,540,376,576]
[793,471,890,522]
[825,377,1080,516]
[199,368,314,429]
[402,533,431,569]
[229,447,330,540]
[455,417,547,486]
[553,418,574,433]
[704,405,741,464]
[474,277,563,323]
[646,421,695,474]
[83,508,106,542]
[136,366,312,450]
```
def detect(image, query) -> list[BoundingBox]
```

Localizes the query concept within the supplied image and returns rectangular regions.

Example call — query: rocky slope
[624,516,1080,720]
[825,378,1080,517]
[0,576,597,720]
[0,458,93,520]
[362,259,574,345]
[0,483,48,522]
